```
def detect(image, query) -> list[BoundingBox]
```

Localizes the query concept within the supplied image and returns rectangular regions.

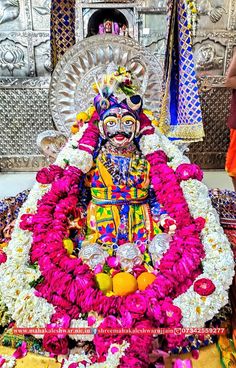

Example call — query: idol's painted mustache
[107,131,132,139]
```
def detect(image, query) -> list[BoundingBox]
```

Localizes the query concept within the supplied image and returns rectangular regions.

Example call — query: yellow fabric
[86,156,160,245]
[217,335,236,368]
[165,344,222,368]
[0,346,60,368]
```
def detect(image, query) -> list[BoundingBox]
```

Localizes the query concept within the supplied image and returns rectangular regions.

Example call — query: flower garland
[62,342,130,368]
[0,113,234,367]
[0,342,27,368]
[185,0,198,37]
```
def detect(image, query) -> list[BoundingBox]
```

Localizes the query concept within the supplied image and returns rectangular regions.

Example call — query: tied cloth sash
[159,0,204,142]
[91,186,148,205]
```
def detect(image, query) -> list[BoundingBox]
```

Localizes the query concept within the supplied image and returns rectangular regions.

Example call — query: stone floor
[0,170,234,199]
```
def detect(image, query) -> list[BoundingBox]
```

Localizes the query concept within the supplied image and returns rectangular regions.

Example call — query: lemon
[137,272,156,291]
[95,273,113,294]
[63,238,74,255]
[113,272,138,297]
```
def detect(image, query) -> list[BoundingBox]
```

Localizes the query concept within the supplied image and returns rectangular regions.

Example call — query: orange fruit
[137,272,156,291]
[112,272,138,296]
[71,124,79,134]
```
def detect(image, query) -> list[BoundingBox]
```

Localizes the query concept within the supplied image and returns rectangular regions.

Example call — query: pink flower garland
[19,117,206,366]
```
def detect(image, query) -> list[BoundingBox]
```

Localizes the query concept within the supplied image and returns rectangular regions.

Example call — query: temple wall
[0,0,235,171]
[0,0,51,171]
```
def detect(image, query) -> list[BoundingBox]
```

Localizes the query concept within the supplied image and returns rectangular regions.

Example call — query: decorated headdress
[71,66,158,136]
[93,67,143,121]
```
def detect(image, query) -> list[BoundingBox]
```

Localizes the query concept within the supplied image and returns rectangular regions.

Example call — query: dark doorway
[86,9,128,37]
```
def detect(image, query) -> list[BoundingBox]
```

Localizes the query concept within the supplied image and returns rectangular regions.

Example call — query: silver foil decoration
[148,233,171,266]
[79,244,107,270]
[116,242,143,272]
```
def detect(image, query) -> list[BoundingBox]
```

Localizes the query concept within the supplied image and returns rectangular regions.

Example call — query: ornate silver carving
[33,0,50,16]
[37,130,68,163]
[0,39,25,75]
[194,41,224,73]
[0,155,47,171]
[188,86,232,169]
[0,77,50,88]
[0,88,53,170]
[34,40,52,75]
[197,1,226,23]
[32,0,50,31]
[50,34,164,135]
[0,0,20,25]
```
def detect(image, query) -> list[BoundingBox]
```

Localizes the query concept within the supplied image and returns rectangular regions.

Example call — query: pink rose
[125,294,147,318]
[161,300,182,326]
[173,359,193,368]
[48,165,64,179]
[51,309,71,328]
[146,150,168,165]
[94,316,124,356]
[175,164,203,182]
[120,355,146,367]
[36,165,64,184]
[120,307,133,328]
[194,217,206,232]
[146,298,163,323]
[68,364,79,368]
[106,256,120,268]
[165,330,185,349]
[12,341,27,359]
[193,278,216,296]
[0,250,7,264]
[42,334,68,355]
[36,167,53,184]
[133,264,147,278]
[64,166,83,182]
[0,356,6,366]
[19,214,35,231]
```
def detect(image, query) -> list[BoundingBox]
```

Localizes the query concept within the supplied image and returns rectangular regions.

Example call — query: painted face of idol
[101,107,139,148]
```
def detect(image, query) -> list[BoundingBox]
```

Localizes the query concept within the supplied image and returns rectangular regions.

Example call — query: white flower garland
[62,342,130,368]
[174,179,235,326]
[56,126,94,173]
[140,130,234,327]
[0,127,234,365]
[139,128,190,169]
[0,182,55,328]
[0,356,16,368]
[69,318,102,342]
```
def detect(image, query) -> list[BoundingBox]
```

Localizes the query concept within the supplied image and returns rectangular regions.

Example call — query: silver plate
[49,34,163,135]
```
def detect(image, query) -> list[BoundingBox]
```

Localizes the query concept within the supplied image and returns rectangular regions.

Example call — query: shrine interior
[0,1,236,368]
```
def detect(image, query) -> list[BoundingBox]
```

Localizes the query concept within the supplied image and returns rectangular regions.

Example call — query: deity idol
[0,68,234,368]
